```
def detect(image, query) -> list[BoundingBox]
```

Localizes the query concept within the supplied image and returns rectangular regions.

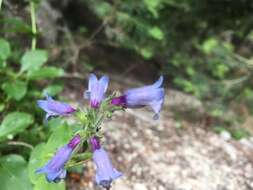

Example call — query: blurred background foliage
[82,0,253,133]
[0,0,253,189]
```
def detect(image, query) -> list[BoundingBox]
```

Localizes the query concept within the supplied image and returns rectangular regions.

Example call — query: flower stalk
[30,0,37,50]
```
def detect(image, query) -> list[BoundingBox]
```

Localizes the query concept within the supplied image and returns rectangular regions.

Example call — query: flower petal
[37,100,51,113]
[93,148,122,186]
[88,73,98,92]
[98,75,109,94]
[46,169,64,182]
[126,88,164,107]
[36,136,81,183]
[112,168,122,179]
[150,75,163,88]
[126,76,163,95]
[85,74,110,108]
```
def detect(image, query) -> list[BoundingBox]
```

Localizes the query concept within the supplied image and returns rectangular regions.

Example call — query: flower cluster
[36,73,165,189]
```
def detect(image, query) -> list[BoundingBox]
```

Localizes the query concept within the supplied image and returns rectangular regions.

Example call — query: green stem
[72,152,92,161]
[7,141,34,150]
[66,160,89,168]
[0,0,3,10]
[30,0,37,50]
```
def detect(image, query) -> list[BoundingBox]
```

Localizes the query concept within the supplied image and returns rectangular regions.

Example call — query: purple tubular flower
[84,73,109,108]
[37,94,76,120]
[111,76,165,119]
[90,136,122,189]
[36,135,81,183]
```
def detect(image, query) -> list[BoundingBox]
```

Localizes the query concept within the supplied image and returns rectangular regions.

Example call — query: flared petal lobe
[37,94,76,120]
[93,148,122,189]
[84,74,109,108]
[90,136,122,189]
[36,135,81,182]
[111,76,165,119]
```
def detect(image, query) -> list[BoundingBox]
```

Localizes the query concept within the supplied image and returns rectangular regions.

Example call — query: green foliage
[27,67,64,80]
[2,81,27,100]
[0,36,65,169]
[143,0,161,18]
[21,50,48,72]
[0,37,64,135]
[148,26,164,40]
[0,18,31,33]
[0,154,33,190]
[81,0,253,138]
[43,84,64,96]
[0,1,71,188]
[231,128,250,140]
[213,126,250,140]
[202,38,219,54]
[0,112,34,141]
[0,38,11,61]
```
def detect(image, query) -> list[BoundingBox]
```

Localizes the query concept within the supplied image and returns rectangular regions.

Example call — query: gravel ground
[66,79,253,190]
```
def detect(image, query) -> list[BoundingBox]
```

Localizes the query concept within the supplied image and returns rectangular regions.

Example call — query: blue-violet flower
[84,73,109,108]
[111,76,164,119]
[36,135,81,182]
[37,94,76,120]
[90,136,122,189]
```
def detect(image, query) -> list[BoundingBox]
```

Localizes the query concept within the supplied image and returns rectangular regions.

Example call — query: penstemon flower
[37,94,76,120]
[84,73,109,108]
[111,76,165,119]
[90,136,122,189]
[36,73,164,189]
[36,135,81,182]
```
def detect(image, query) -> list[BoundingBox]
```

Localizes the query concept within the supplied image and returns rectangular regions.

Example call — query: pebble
[133,183,147,190]
[220,131,231,141]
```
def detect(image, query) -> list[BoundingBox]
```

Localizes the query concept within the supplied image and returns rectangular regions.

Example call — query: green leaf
[28,143,45,184]
[0,112,34,141]
[213,126,228,133]
[43,84,64,96]
[0,104,5,112]
[45,123,73,153]
[0,154,33,190]
[231,129,249,140]
[139,48,153,59]
[27,67,64,80]
[20,50,48,72]
[0,38,11,61]
[1,80,27,100]
[0,18,31,33]
[34,177,65,190]
[144,0,160,18]
[202,38,219,54]
[148,26,164,40]
[93,2,111,17]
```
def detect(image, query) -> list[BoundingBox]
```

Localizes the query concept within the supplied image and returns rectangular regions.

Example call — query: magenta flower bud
[37,94,76,120]
[90,136,122,189]
[90,136,101,151]
[83,73,109,108]
[111,76,165,119]
[68,134,82,149]
[111,96,126,107]
[36,135,81,183]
